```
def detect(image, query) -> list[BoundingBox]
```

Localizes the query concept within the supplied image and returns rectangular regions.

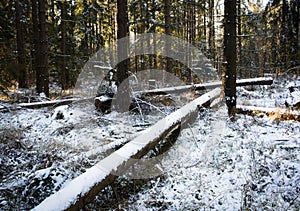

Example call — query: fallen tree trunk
[18,97,93,109]
[135,77,273,96]
[3,77,270,111]
[33,88,221,211]
[18,98,78,109]
[0,77,271,112]
[95,77,273,112]
[236,105,300,121]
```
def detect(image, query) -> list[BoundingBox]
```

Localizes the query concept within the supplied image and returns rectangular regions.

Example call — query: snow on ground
[91,80,300,210]
[0,100,166,209]
[120,107,299,210]
[0,78,300,210]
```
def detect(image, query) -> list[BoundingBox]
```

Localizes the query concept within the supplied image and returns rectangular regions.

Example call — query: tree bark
[208,0,215,63]
[37,0,49,97]
[32,0,40,92]
[60,1,68,90]
[280,0,288,69]
[223,0,237,118]
[15,0,27,88]
[164,0,172,76]
[33,0,49,96]
[116,0,129,112]
[237,0,242,77]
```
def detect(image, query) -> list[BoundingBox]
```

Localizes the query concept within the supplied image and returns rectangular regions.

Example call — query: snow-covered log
[32,88,221,211]
[236,105,300,121]
[18,98,93,109]
[135,77,273,95]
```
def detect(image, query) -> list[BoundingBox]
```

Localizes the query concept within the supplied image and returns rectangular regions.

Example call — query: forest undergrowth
[0,78,299,210]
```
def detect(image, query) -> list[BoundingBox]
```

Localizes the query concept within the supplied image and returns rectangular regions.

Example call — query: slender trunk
[32,0,41,93]
[208,0,215,63]
[82,0,89,57]
[15,0,27,88]
[294,0,299,65]
[237,0,242,77]
[280,0,288,69]
[37,0,49,96]
[151,0,157,77]
[164,0,172,76]
[203,2,207,52]
[61,1,68,90]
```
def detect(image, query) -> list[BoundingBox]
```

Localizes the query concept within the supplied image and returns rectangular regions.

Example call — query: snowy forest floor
[0,78,300,210]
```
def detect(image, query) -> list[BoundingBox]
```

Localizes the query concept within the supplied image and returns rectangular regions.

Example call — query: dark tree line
[0,0,299,101]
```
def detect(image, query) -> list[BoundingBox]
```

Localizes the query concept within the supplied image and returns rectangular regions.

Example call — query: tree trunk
[32,0,41,92]
[208,0,215,62]
[60,1,68,90]
[280,0,288,70]
[223,0,237,118]
[290,0,299,68]
[116,0,129,112]
[164,0,172,76]
[15,0,27,88]
[33,0,49,96]
[151,0,157,73]
[117,0,129,84]
[237,0,242,77]
[37,0,49,97]
[203,1,207,52]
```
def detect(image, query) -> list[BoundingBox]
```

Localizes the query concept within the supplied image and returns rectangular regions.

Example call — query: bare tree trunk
[15,0,27,88]
[223,0,237,118]
[37,0,49,97]
[32,0,41,92]
[237,0,242,77]
[164,0,172,76]
[151,0,157,73]
[33,0,49,96]
[117,0,129,83]
[203,1,207,52]
[116,0,129,112]
[208,0,215,63]
[280,0,288,70]
[60,1,68,90]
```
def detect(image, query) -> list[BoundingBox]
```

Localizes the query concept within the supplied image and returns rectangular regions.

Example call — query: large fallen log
[33,88,221,211]
[236,105,300,121]
[95,77,273,112]
[135,77,273,95]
